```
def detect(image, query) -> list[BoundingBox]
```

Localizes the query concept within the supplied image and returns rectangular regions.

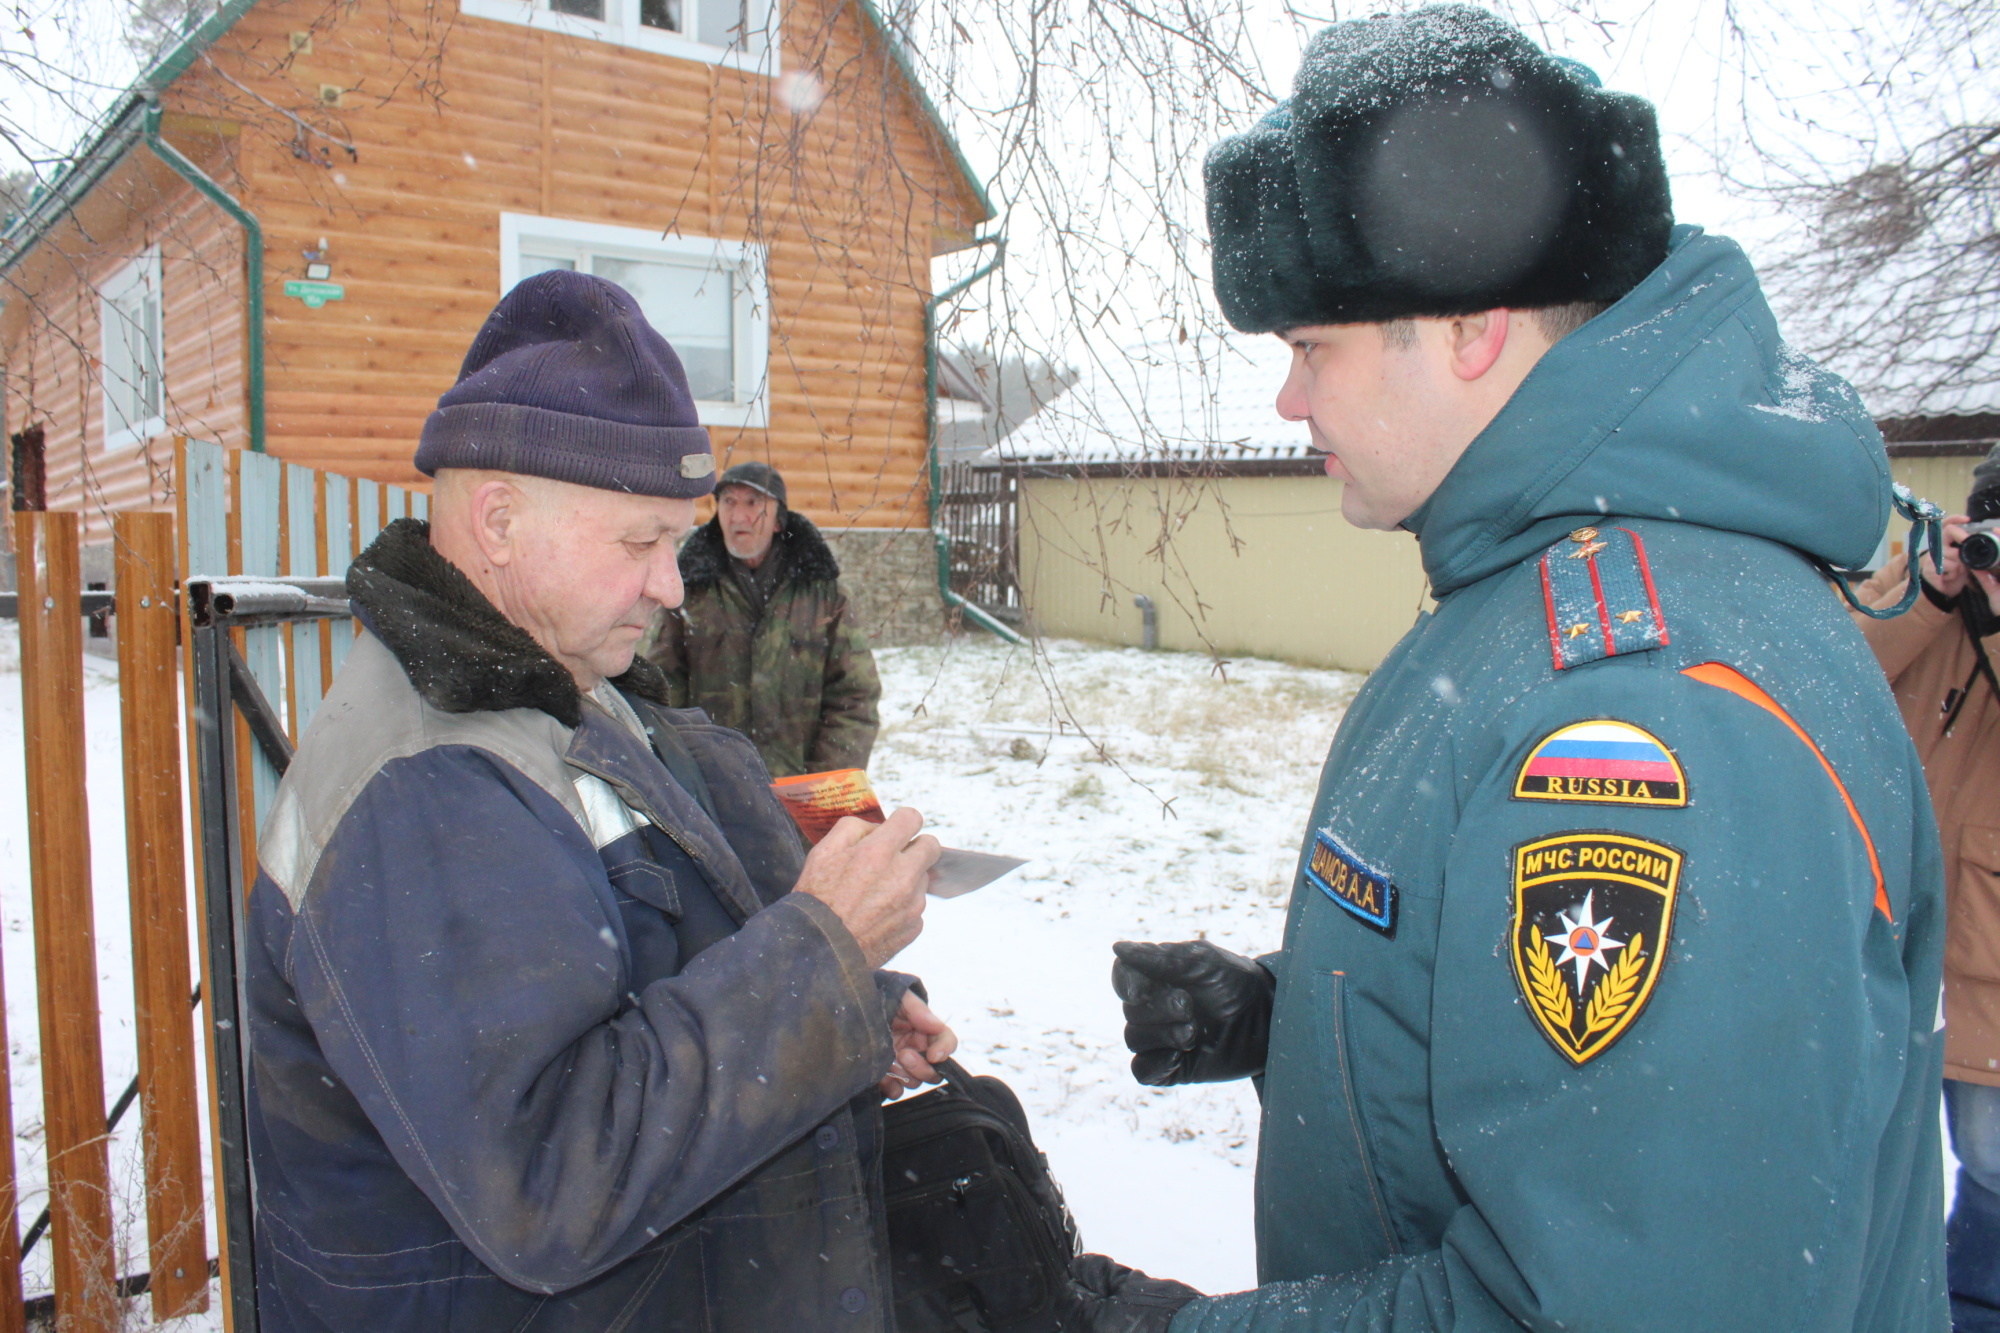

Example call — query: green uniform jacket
[1174,227,1947,1333]
[650,512,881,779]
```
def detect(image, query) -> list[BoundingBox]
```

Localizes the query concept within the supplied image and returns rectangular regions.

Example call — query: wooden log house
[0,0,993,555]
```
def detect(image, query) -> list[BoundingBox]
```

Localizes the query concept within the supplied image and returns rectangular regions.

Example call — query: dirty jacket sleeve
[1853,563,1956,682]
[277,743,895,1295]
[1173,659,1938,1332]
[808,588,881,772]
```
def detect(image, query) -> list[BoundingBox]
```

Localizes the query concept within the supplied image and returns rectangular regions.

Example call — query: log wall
[3,0,985,533]
[2,154,246,540]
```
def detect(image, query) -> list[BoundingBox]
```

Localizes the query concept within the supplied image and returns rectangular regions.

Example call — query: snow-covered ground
[0,628,1956,1324]
[880,638,1361,1294]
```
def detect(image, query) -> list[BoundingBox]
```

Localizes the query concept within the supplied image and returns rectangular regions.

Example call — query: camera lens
[1964,531,2000,572]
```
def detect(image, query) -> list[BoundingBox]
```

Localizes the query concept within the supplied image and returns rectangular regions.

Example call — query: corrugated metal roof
[993,320,2000,469]
[1758,244,2000,420]
[989,334,1312,465]
[1834,352,2000,421]
[935,352,991,408]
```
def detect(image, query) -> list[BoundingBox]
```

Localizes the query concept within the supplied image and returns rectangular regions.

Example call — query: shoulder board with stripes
[1540,526,1670,671]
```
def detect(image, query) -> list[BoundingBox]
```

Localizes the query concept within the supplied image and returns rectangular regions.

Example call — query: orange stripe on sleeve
[1681,661,1891,922]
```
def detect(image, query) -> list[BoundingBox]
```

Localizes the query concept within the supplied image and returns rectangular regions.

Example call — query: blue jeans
[1949,1080,2000,1330]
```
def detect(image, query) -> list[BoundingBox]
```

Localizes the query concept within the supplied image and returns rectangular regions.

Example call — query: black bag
[883,1060,1082,1332]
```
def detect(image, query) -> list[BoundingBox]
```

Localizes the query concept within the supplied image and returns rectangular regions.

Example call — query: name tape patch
[1305,830,1396,935]
[1510,831,1682,1066]
[1513,719,1687,808]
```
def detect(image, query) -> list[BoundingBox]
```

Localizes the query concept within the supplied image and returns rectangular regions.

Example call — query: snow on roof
[1837,346,2000,422]
[1757,247,2000,421]
[988,334,1313,466]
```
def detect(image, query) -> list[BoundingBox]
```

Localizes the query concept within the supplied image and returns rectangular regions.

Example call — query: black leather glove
[1112,939,1275,1086]
[1056,1253,1201,1332]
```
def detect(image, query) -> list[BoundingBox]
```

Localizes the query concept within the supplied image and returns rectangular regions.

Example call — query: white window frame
[99,249,165,452]
[459,0,779,73]
[501,213,770,429]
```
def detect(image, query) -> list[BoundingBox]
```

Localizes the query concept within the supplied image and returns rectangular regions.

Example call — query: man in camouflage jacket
[650,462,882,778]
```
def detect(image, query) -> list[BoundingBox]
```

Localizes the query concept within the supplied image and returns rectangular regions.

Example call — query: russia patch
[1304,830,1396,934]
[1513,719,1688,808]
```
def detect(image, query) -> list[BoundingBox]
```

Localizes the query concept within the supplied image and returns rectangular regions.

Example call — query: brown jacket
[1856,564,2000,1085]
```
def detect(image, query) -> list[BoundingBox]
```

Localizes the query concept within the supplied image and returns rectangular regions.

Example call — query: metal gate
[0,439,425,1331]
[937,462,1022,623]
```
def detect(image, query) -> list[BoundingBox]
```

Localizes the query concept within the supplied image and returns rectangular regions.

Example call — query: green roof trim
[139,0,263,96]
[848,0,997,225]
[0,0,257,274]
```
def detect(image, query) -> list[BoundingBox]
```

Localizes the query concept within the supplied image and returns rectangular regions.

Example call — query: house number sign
[283,279,346,309]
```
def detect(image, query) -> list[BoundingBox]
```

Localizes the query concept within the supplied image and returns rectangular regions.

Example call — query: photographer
[1854,444,2000,1332]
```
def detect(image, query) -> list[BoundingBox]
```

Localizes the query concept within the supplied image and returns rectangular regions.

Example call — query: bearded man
[1106,7,1949,1331]
[245,271,952,1331]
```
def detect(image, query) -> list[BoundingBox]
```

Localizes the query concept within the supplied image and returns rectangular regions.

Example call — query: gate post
[114,513,209,1319]
[16,511,116,1330]
[188,597,259,1333]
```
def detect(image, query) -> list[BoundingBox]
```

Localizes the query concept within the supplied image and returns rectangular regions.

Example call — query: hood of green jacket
[1410,225,1890,596]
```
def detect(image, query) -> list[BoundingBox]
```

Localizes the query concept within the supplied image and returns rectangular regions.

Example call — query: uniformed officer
[1106,7,1949,1331]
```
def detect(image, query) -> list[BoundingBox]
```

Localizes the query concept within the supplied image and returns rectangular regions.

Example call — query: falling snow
[0,628,1954,1320]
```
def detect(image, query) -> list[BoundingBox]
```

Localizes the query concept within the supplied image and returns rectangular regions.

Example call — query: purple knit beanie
[415,270,717,498]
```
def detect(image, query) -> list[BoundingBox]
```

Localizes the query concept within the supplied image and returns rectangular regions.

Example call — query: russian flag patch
[1513,719,1687,808]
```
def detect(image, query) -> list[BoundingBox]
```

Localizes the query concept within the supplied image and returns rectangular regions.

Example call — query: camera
[1962,519,2000,572]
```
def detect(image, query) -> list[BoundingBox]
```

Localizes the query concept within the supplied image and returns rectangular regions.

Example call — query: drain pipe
[1133,594,1158,650]
[926,236,1023,644]
[142,103,265,453]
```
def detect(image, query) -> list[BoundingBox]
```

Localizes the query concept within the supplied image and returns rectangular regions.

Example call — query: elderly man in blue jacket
[1102,7,1951,1332]
[245,270,956,1330]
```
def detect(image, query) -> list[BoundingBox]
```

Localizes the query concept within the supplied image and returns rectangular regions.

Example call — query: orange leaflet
[770,768,887,845]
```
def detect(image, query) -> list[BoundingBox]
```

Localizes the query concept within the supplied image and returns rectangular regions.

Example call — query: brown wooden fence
[938,461,1022,621]
[0,439,424,1330]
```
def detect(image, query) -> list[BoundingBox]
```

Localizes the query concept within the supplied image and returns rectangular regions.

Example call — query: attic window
[461,0,774,70]
[100,250,164,452]
[501,213,769,429]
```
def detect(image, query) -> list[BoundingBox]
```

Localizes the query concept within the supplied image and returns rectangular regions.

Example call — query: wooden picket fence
[3,439,424,1331]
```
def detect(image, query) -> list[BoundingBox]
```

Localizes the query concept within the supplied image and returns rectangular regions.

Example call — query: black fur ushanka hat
[1204,5,1674,332]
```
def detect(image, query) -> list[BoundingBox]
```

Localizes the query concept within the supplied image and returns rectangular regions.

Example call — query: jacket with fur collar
[677,509,842,590]
[651,512,881,778]
[246,516,899,1332]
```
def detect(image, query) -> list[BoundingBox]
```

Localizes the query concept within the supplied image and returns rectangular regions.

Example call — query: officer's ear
[1444,309,1514,383]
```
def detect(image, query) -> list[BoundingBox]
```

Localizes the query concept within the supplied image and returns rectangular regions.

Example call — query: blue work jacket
[245,522,905,1332]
